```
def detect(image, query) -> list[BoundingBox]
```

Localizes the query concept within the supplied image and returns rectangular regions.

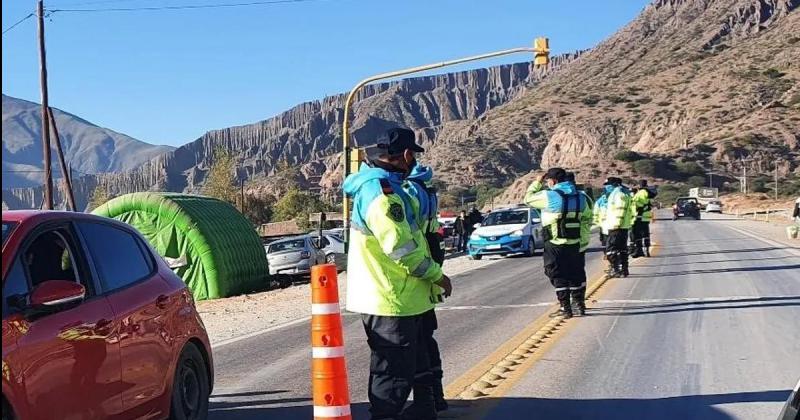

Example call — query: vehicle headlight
[470,233,480,240]
[510,230,524,237]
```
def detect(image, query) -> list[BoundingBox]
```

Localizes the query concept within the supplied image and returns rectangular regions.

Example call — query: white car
[467,206,544,260]
[705,200,723,213]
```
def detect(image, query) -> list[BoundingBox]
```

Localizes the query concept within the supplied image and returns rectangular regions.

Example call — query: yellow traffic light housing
[534,37,550,67]
[350,148,364,175]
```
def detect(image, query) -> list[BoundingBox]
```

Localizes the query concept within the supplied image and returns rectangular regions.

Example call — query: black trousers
[631,221,651,253]
[543,242,587,308]
[459,232,470,252]
[606,229,629,271]
[362,314,433,420]
[415,310,443,397]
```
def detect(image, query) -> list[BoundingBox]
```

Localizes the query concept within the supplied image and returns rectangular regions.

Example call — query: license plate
[678,213,684,216]
[486,244,502,250]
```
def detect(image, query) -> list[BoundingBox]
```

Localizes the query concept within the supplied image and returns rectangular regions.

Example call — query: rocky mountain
[434,0,799,191]
[4,0,799,211]
[3,54,582,210]
[2,94,173,189]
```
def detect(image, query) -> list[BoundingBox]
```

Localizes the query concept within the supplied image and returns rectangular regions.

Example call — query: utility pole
[48,107,76,211]
[37,0,54,210]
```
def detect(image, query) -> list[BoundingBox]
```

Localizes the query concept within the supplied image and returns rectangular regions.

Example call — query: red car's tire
[2,397,15,420]
[170,343,210,420]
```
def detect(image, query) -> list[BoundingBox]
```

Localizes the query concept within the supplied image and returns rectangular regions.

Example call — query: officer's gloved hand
[436,275,453,298]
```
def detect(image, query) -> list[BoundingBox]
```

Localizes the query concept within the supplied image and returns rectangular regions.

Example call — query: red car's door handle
[156,295,169,309]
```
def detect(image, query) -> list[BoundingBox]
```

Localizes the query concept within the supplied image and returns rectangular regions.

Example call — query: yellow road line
[443,239,660,419]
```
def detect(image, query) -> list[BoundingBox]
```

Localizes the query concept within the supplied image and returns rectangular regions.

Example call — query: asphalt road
[208,238,608,419]
[487,213,800,419]
[208,212,800,419]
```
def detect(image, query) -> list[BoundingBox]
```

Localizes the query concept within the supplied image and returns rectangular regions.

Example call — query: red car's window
[77,222,154,293]
[2,221,18,246]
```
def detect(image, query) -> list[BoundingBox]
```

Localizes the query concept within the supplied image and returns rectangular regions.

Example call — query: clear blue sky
[2,0,650,146]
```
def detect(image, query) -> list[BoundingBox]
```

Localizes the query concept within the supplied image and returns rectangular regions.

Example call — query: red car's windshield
[2,221,17,246]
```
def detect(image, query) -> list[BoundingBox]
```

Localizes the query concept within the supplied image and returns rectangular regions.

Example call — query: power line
[50,0,327,13]
[46,0,160,6]
[2,12,35,35]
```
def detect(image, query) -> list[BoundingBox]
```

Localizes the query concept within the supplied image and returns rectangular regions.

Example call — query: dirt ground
[197,253,502,346]
[720,193,797,216]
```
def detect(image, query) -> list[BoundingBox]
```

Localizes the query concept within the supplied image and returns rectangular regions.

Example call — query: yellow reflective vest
[343,164,443,316]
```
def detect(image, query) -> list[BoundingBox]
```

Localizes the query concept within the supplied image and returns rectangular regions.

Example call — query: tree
[238,193,275,226]
[632,159,658,176]
[202,148,238,204]
[273,188,330,231]
[687,176,707,188]
[87,181,113,211]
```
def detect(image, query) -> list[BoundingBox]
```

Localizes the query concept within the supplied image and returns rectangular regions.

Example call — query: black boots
[575,301,586,317]
[550,305,573,319]
[405,385,437,420]
[432,382,448,412]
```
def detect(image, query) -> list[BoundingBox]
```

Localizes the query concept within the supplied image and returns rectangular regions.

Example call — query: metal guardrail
[733,208,792,222]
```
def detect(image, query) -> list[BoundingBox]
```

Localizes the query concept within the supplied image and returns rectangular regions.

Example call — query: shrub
[633,159,658,176]
[657,101,671,107]
[687,176,707,187]
[605,95,629,104]
[582,95,601,106]
[675,161,705,177]
[763,68,786,79]
[614,150,643,162]
[637,97,653,105]
[625,102,640,109]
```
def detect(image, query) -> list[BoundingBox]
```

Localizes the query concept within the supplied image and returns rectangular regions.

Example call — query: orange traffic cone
[311,264,351,420]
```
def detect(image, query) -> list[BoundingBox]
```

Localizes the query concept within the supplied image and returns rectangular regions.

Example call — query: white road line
[212,316,310,349]
[594,295,799,305]
[436,302,554,311]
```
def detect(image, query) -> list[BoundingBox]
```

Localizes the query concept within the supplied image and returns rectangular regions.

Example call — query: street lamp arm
[341,46,542,245]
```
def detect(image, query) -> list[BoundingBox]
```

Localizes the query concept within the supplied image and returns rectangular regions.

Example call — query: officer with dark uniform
[405,161,448,413]
[525,168,594,318]
[343,127,453,420]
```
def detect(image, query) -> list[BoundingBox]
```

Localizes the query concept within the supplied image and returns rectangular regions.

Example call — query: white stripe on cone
[314,404,351,417]
[312,303,341,315]
[312,346,345,358]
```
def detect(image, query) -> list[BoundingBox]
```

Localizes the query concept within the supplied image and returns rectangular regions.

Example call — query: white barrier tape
[314,404,351,417]
[312,346,345,358]
[312,303,340,315]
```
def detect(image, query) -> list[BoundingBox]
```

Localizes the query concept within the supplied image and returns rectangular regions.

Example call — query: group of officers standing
[343,128,655,419]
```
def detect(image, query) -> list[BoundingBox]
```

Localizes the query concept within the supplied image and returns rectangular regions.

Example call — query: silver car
[266,235,326,276]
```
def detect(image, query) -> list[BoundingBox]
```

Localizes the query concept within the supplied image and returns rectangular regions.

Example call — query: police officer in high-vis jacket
[405,162,448,413]
[601,177,634,277]
[631,179,654,258]
[525,168,593,318]
[343,127,452,420]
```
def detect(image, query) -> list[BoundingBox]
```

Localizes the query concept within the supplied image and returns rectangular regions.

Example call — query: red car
[2,211,213,420]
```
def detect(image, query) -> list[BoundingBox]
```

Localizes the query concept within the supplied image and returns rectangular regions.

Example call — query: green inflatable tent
[92,192,269,300]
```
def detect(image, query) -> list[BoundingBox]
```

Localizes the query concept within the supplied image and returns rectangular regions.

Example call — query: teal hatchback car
[468,206,544,260]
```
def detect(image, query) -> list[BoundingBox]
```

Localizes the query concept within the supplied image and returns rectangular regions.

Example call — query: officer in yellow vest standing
[343,128,453,420]
[601,177,634,277]
[525,168,594,318]
[631,179,654,258]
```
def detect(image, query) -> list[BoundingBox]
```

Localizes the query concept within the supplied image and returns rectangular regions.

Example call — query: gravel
[197,254,503,345]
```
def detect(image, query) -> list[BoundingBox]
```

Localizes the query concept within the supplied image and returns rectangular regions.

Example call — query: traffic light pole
[341,39,550,248]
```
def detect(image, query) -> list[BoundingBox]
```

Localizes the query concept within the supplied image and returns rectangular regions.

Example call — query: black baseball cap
[376,128,425,155]
[604,177,623,186]
[543,168,567,182]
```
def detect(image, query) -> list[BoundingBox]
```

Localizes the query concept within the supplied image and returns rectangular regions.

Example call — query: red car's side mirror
[30,280,85,308]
